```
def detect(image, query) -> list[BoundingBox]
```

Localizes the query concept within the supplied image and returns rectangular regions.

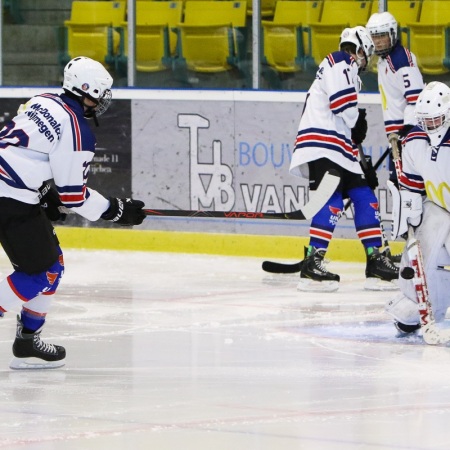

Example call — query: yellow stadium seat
[62,1,126,67]
[174,1,247,73]
[406,0,450,74]
[262,1,323,72]
[369,0,421,46]
[307,0,372,66]
[118,1,182,72]
[246,0,277,18]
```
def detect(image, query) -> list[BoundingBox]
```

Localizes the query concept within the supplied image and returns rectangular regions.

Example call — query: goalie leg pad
[385,293,420,325]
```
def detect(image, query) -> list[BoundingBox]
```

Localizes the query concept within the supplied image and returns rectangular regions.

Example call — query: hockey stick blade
[262,260,303,274]
[145,169,340,221]
[261,148,392,274]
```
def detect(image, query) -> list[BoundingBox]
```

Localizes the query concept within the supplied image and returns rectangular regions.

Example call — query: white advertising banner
[132,91,392,239]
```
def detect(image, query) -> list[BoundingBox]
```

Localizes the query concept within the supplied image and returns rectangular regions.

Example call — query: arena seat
[307,0,372,67]
[173,1,247,73]
[370,0,421,47]
[406,0,450,74]
[262,0,323,72]
[246,0,277,18]
[117,1,182,73]
[62,1,126,68]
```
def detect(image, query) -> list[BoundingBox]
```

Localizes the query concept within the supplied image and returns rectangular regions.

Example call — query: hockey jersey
[377,43,424,136]
[400,126,450,213]
[0,93,109,221]
[290,51,362,179]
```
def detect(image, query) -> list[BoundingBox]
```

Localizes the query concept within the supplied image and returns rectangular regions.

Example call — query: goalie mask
[366,12,398,58]
[415,81,450,147]
[339,26,375,73]
[63,56,113,119]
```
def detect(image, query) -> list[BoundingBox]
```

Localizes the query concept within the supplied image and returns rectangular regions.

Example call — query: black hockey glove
[360,155,378,190]
[398,124,414,140]
[38,183,67,222]
[101,197,146,226]
[351,108,367,145]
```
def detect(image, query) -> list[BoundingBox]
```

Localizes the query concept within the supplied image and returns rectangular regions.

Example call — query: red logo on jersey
[329,206,341,215]
[46,272,58,285]
[370,202,379,210]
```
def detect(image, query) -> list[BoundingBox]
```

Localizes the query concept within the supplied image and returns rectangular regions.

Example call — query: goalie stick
[144,169,340,221]
[390,133,450,345]
[262,145,392,274]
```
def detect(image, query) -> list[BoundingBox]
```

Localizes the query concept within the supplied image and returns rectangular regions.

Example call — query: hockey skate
[10,316,66,370]
[394,321,421,336]
[365,248,399,291]
[297,247,340,292]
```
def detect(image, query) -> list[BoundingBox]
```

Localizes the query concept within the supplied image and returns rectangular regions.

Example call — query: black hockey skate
[395,321,421,335]
[298,247,340,292]
[365,248,399,291]
[10,316,66,370]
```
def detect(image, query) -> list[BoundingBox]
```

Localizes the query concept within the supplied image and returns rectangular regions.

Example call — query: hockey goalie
[386,81,450,344]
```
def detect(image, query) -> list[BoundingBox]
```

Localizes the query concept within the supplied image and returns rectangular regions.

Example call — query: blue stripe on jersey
[404,88,422,104]
[0,155,34,191]
[387,43,416,71]
[38,94,83,152]
[326,51,354,66]
[400,171,425,195]
[295,128,356,161]
[329,87,357,114]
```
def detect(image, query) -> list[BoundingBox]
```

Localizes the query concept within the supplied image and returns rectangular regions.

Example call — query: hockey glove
[351,108,368,145]
[398,124,415,140]
[387,180,423,240]
[38,183,67,222]
[360,155,378,190]
[101,197,146,226]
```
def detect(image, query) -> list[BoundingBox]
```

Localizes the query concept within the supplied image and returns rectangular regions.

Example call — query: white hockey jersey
[0,93,109,221]
[400,127,450,213]
[290,51,362,179]
[377,43,424,136]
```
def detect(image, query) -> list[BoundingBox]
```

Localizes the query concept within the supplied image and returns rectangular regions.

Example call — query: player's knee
[9,253,64,300]
[351,185,378,207]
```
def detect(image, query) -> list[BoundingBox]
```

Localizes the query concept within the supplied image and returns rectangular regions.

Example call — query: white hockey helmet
[366,12,398,57]
[63,56,113,116]
[339,26,375,71]
[415,82,450,145]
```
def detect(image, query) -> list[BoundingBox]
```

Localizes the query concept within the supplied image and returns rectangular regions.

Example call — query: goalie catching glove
[101,197,146,226]
[387,180,423,239]
[38,183,66,222]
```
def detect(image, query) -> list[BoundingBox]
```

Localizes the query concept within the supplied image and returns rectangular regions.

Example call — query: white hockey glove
[387,180,423,240]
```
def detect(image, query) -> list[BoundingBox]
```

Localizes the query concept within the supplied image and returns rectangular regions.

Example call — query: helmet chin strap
[81,98,100,127]
[428,124,450,147]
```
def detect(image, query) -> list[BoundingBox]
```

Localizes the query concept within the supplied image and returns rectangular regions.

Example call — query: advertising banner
[133,98,392,239]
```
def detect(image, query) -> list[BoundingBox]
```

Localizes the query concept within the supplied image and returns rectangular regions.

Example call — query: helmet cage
[366,12,398,58]
[415,82,450,137]
[73,87,112,117]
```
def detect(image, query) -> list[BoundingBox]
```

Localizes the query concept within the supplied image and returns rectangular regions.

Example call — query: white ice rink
[1,249,450,449]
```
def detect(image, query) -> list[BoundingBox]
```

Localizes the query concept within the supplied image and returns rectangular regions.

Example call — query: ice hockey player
[386,81,450,334]
[366,12,424,181]
[289,26,399,292]
[0,56,146,369]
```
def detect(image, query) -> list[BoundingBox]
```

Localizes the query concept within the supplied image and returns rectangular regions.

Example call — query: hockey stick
[390,133,450,345]
[262,145,391,274]
[144,169,340,221]
[357,144,393,257]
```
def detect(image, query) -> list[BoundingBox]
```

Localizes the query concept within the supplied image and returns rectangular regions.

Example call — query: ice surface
[0,249,449,450]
